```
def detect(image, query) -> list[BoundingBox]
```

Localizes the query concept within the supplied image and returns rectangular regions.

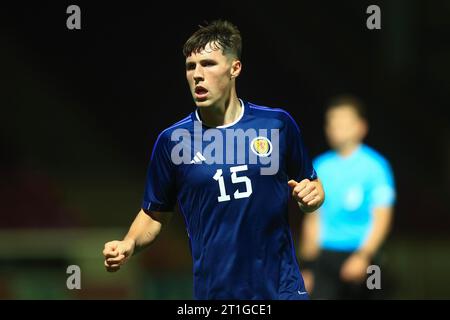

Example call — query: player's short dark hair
[326,94,368,120]
[183,20,242,59]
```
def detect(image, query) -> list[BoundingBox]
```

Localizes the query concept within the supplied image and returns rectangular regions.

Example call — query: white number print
[212,169,231,202]
[213,165,253,202]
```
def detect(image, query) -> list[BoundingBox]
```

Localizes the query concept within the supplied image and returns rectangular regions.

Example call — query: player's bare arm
[299,211,320,293]
[288,179,325,213]
[103,209,172,272]
[340,206,393,282]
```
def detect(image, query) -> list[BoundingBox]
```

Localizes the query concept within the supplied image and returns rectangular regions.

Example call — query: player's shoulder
[247,101,294,120]
[158,114,193,137]
[153,113,194,147]
[313,150,338,168]
[359,144,392,171]
[246,101,300,130]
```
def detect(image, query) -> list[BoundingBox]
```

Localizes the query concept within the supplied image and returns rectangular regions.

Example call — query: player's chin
[194,100,210,108]
[193,96,211,107]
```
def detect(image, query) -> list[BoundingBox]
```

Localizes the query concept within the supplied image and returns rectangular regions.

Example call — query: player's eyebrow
[199,59,217,65]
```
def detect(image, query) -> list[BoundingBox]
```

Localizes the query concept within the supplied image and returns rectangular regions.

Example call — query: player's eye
[201,60,217,67]
[186,63,196,71]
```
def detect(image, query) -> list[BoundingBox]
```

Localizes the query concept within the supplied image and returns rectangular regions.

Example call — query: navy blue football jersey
[142,99,317,299]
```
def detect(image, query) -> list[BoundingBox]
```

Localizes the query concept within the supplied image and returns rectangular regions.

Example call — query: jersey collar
[194,99,245,129]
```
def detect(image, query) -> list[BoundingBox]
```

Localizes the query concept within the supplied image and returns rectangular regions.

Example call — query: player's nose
[193,66,204,83]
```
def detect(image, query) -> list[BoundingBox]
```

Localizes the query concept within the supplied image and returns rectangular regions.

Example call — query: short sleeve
[142,132,176,212]
[284,113,317,182]
[368,159,396,209]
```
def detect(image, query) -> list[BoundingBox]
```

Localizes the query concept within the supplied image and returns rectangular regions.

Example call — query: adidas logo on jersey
[190,152,206,164]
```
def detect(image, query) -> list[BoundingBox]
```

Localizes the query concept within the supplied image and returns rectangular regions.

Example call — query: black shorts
[310,249,384,300]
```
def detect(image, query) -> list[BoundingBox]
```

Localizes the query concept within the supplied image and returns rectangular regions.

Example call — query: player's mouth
[194,86,208,100]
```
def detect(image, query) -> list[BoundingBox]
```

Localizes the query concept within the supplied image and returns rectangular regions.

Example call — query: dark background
[0,1,449,299]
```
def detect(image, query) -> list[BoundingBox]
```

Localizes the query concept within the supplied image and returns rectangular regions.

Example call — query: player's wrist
[298,201,319,213]
[122,237,136,251]
[354,249,372,261]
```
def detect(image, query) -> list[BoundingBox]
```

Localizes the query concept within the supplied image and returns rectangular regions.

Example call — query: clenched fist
[103,239,135,272]
[288,179,324,212]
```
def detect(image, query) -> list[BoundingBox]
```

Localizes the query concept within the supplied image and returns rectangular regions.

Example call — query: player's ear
[230,59,242,79]
[359,118,369,139]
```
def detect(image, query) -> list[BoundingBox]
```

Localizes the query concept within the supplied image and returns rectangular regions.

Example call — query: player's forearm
[299,211,320,261]
[123,209,164,252]
[357,207,393,258]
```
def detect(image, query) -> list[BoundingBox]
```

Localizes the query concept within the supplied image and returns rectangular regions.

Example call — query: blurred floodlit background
[1,1,449,299]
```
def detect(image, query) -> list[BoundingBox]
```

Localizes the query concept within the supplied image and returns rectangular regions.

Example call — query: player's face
[325,106,367,150]
[185,42,241,108]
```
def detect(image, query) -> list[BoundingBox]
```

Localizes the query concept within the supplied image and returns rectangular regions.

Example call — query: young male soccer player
[103,20,324,300]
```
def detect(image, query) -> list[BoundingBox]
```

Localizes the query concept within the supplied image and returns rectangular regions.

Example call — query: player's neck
[198,93,241,127]
[337,143,361,157]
